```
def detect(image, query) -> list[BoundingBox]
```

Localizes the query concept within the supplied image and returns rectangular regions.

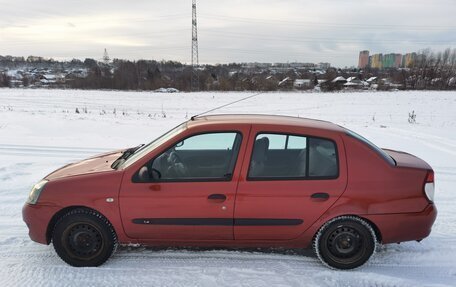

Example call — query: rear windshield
[345,129,396,166]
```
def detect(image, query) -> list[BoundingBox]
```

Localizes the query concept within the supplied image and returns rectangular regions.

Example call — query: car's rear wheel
[52,208,117,267]
[313,216,377,270]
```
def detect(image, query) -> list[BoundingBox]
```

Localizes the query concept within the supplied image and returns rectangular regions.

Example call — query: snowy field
[0,89,455,287]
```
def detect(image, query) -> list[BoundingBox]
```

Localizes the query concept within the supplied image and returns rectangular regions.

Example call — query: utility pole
[191,0,199,91]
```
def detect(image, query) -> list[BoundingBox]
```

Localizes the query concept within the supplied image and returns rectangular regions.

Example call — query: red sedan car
[23,115,436,269]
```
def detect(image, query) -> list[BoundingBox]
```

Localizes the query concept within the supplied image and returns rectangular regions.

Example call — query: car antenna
[190,92,264,121]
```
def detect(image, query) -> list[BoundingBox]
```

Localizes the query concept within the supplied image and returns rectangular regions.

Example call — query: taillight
[424,171,435,202]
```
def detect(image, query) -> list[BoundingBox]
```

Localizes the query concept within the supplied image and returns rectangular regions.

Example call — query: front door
[119,128,249,241]
[234,126,347,240]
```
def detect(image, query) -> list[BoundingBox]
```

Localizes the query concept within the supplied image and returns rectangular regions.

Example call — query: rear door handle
[208,194,227,202]
[311,193,330,200]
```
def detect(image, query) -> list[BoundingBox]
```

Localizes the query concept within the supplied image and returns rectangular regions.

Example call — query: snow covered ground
[0,89,455,286]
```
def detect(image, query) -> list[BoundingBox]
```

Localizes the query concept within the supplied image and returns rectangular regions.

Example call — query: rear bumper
[364,204,437,244]
[22,203,60,244]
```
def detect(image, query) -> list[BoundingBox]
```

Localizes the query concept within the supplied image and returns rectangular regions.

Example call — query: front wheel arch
[46,206,116,244]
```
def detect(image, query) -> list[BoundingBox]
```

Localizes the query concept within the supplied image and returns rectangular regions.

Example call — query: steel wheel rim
[326,225,364,263]
[64,223,104,260]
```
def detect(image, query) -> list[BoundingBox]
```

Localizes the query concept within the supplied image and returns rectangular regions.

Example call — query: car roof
[188,114,345,133]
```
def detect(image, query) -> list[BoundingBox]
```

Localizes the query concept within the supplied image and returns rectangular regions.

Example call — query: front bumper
[364,204,437,244]
[22,203,60,244]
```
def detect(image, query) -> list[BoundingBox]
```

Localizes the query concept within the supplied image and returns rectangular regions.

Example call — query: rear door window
[248,133,338,180]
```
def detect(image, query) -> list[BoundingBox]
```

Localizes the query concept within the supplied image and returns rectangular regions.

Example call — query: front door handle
[208,194,226,202]
[311,193,330,201]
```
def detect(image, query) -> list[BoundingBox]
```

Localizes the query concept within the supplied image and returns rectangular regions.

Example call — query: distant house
[314,76,347,91]
[38,74,56,85]
[5,70,25,87]
[293,79,312,89]
[36,74,65,86]
[66,69,88,79]
[331,76,347,84]
[313,69,326,75]
[43,74,57,81]
[344,81,363,89]
[278,77,291,86]
[376,78,402,90]
[344,76,366,89]
[449,77,456,87]
[366,77,378,84]
[154,87,179,93]
[9,79,23,87]
[228,71,238,77]
[7,70,23,80]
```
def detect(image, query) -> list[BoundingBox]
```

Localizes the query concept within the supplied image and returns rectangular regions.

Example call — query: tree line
[1,48,456,91]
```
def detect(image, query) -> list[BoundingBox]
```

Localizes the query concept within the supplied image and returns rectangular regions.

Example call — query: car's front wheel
[313,216,377,270]
[52,208,117,267]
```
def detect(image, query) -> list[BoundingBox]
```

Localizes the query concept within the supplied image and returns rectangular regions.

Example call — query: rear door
[234,125,347,240]
[119,125,250,241]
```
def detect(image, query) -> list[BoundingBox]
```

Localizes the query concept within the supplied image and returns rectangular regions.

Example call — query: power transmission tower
[103,48,110,65]
[191,0,199,92]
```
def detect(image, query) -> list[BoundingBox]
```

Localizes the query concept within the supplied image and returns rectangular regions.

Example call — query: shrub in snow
[408,110,417,124]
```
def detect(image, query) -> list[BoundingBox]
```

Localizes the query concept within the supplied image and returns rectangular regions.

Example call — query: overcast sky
[0,0,455,67]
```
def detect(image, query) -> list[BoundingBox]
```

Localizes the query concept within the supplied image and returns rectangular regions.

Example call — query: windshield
[116,122,187,169]
[345,129,396,166]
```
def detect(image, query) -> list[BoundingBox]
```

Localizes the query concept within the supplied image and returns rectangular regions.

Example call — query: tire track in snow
[0,247,454,287]
[387,127,456,156]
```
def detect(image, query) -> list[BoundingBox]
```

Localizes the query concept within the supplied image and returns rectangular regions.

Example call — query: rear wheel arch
[359,216,382,243]
[313,214,382,244]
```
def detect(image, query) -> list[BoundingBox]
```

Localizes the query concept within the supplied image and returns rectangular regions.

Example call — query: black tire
[52,208,118,267]
[313,216,377,270]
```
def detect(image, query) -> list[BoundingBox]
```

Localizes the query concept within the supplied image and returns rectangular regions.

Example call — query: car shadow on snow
[116,245,316,258]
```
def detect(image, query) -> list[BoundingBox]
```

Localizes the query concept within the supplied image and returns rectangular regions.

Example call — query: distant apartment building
[358,50,369,69]
[383,53,397,68]
[403,53,417,68]
[317,62,331,70]
[395,54,403,68]
[370,54,383,69]
[359,50,416,69]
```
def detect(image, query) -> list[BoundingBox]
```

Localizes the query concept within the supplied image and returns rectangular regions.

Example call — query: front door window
[138,132,242,182]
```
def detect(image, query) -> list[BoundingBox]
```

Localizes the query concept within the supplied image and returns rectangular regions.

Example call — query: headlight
[27,180,48,204]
